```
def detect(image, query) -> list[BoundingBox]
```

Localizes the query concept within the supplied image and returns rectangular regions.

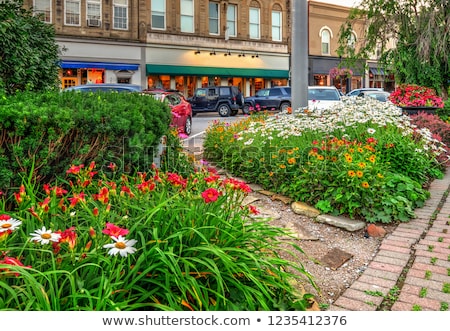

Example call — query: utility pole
[291,0,309,110]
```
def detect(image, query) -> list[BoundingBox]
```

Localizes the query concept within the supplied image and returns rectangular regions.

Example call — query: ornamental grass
[204,97,449,223]
[0,162,316,311]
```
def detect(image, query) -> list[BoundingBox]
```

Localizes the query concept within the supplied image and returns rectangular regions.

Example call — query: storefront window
[314,75,327,86]
[271,79,287,87]
[87,69,104,84]
[159,75,170,89]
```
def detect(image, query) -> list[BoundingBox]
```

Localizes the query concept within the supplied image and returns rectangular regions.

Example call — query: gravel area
[248,190,397,309]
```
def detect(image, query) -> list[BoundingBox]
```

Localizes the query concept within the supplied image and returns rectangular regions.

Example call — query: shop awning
[146,64,289,78]
[60,61,139,71]
[369,67,385,76]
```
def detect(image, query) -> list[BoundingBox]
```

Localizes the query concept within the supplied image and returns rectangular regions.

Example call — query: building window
[181,0,194,33]
[33,0,51,23]
[87,0,101,24]
[151,0,166,30]
[65,0,80,26]
[249,7,260,39]
[209,2,219,35]
[226,4,237,38]
[348,31,357,49]
[272,10,282,42]
[320,27,332,55]
[113,0,128,30]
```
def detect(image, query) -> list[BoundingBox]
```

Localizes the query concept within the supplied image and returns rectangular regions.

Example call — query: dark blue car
[243,86,291,114]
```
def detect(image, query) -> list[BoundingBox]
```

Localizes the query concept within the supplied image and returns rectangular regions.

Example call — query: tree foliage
[337,0,449,99]
[0,0,61,95]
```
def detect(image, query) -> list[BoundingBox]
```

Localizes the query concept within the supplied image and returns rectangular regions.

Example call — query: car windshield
[308,89,340,101]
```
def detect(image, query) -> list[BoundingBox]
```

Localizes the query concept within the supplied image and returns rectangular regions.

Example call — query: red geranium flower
[389,84,444,108]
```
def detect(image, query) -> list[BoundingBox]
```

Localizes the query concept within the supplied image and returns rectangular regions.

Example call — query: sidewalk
[328,170,450,311]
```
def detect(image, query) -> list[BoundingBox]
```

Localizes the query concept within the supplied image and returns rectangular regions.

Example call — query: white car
[308,86,342,111]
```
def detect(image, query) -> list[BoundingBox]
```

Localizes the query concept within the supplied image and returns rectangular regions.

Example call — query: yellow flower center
[1,223,11,229]
[115,242,126,249]
[41,233,51,239]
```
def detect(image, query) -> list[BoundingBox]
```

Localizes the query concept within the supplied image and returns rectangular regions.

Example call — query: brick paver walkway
[329,171,450,311]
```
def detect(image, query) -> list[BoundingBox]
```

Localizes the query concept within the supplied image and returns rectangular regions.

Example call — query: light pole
[291,0,309,111]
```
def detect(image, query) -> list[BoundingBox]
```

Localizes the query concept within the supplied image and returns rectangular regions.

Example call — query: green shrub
[0,91,172,195]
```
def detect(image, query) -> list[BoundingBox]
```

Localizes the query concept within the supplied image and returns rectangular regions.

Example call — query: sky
[313,0,362,7]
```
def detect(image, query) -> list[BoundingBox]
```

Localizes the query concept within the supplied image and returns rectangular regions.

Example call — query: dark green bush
[0,90,172,194]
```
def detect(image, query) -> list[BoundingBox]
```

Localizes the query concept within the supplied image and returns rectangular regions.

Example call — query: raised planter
[401,106,439,115]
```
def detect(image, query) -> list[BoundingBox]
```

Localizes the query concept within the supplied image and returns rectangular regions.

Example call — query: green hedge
[0,90,172,194]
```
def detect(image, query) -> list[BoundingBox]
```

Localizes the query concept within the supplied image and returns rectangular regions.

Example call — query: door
[207,88,219,109]
[191,88,207,110]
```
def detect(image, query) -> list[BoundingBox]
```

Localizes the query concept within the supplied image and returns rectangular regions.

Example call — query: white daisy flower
[103,235,137,257]
[367,128,376,134]
[30,226,61,245]
[0,217,22,233]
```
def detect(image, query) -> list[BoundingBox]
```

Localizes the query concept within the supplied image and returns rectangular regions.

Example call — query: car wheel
[184,116,192,136]
[192,111,197,117]
[280,102,291,112]
[242,104,251,115]
[218,104,231,117]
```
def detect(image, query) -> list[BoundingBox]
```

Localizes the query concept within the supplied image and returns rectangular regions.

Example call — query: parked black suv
[243,86,291,114]
[188,86,244,117]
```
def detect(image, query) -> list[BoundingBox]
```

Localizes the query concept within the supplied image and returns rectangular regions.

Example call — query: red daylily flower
[102,222,129,238]
[201,188,222,203]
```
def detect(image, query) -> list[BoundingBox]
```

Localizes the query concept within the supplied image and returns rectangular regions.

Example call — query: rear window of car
[308,89,340,100]
[219,87,231,96]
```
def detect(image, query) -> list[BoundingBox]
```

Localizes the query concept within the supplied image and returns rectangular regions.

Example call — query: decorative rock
[316,214,365,232]
[241,195,260,206]
[291,201,321,218]
[259,190,276,197]
[248,183,264,191]
[271,194,293,204]
[283,221,319,240]
[320,248,353,270]
[366,224,387,237]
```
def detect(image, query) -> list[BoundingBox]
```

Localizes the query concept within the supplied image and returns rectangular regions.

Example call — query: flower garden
[1,91,450,312]
[0,130,315,310]
[203,97,450,223]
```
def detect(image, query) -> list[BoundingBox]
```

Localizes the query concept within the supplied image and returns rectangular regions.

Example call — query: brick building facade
[24,0,387,96]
